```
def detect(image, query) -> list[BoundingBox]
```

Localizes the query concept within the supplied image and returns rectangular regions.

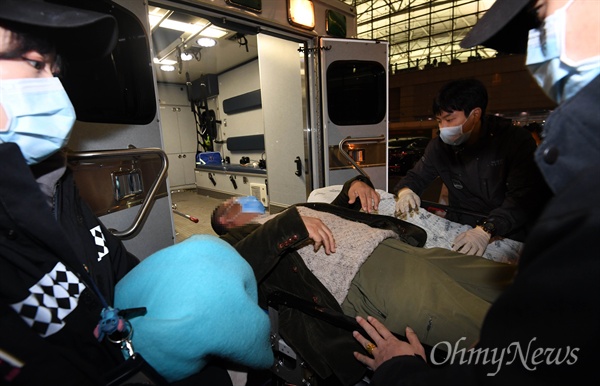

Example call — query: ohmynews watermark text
[430,337,579,376]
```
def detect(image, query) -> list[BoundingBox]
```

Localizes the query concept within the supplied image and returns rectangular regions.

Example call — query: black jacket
[0,144,138,385]
[221,176,426,386]
[372,76,600,386]
[395,115,550,241]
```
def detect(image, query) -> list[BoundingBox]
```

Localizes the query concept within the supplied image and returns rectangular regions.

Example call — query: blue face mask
[235,196,266,214]
[0,77,76,165]
[525,0,600,104]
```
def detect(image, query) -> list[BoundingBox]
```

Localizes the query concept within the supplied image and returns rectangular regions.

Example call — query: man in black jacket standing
[353,0,600,384]
[395,78,549,256]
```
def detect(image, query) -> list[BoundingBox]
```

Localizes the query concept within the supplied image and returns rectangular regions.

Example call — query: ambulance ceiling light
[153,58,177,65]
[288,0,315,30]
[148,12,228,38]
[180,51,194,61]
[197,37,217,47]
[180,46,202,61]
[149,14,203,33]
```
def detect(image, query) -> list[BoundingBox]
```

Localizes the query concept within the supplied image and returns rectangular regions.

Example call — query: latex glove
[452,226,491,256]
[395,188,421,217]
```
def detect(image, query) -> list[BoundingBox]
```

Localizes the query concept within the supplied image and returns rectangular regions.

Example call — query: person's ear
[216,208,228,225]
[471,107,482,120]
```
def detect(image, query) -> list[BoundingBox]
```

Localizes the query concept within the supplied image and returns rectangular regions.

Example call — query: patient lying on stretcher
[212,176,519,386]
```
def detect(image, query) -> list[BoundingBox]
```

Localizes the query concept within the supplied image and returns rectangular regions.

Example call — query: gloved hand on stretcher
[452,226,491,256]
[395,188,421,217]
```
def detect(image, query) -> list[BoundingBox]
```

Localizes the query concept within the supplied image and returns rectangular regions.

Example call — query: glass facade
[341,0,498,74]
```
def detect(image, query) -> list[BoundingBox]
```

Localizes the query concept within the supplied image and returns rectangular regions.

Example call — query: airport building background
[340,0,556,137]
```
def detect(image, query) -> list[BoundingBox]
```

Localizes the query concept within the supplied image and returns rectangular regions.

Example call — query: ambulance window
[326,60,386,126]
[58,0,156,125]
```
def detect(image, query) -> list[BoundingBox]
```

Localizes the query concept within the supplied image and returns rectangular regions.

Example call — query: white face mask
[0,77,75,165]
[439,111,474,146]
[525,0,600,103]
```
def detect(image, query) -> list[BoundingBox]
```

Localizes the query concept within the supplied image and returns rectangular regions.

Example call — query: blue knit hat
[114,234,273,382]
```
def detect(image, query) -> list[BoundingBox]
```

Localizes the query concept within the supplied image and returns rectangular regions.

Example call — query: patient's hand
[301,216,336,255]
[353,315,426,371]
[348,181,380,213]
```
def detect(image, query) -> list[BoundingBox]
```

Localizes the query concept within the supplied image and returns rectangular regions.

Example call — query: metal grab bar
[67,147,169,240]
[338,135,386,179]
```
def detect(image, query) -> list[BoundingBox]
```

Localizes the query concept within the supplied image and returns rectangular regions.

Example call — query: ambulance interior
[69,0,317,259]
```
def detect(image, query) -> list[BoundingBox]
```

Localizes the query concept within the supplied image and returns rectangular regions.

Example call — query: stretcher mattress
[308,186,523,265]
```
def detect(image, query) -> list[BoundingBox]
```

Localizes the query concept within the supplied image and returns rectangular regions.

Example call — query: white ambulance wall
[215,60,265,163]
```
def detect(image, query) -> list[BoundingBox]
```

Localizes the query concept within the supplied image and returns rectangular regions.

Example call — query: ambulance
[66,0,388,258]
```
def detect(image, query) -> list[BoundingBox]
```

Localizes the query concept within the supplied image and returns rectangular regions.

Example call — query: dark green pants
[341,238,516,348]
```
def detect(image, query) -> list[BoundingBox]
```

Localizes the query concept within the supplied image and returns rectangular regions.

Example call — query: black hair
[432,78,488,117]
[0,20,61,73]
[0,20,56,58]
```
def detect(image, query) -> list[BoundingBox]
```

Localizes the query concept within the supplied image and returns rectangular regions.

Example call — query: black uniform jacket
[0,144,139,385]
[395,115,550,241]
[220,176,427,386]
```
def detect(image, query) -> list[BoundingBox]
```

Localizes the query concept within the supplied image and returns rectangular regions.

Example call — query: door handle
[294,156,302,176]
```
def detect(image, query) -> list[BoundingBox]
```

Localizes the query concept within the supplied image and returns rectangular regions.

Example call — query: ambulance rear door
[319,37,389,191]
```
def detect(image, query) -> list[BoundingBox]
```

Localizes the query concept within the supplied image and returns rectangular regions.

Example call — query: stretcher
[267,291,448,386]
[268,291,372,386]
[71,153,516,385]
[259,185,523,385]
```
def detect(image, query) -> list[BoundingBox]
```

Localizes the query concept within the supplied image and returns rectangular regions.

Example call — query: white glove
[395,188,421,217]
[452,226,491,256]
